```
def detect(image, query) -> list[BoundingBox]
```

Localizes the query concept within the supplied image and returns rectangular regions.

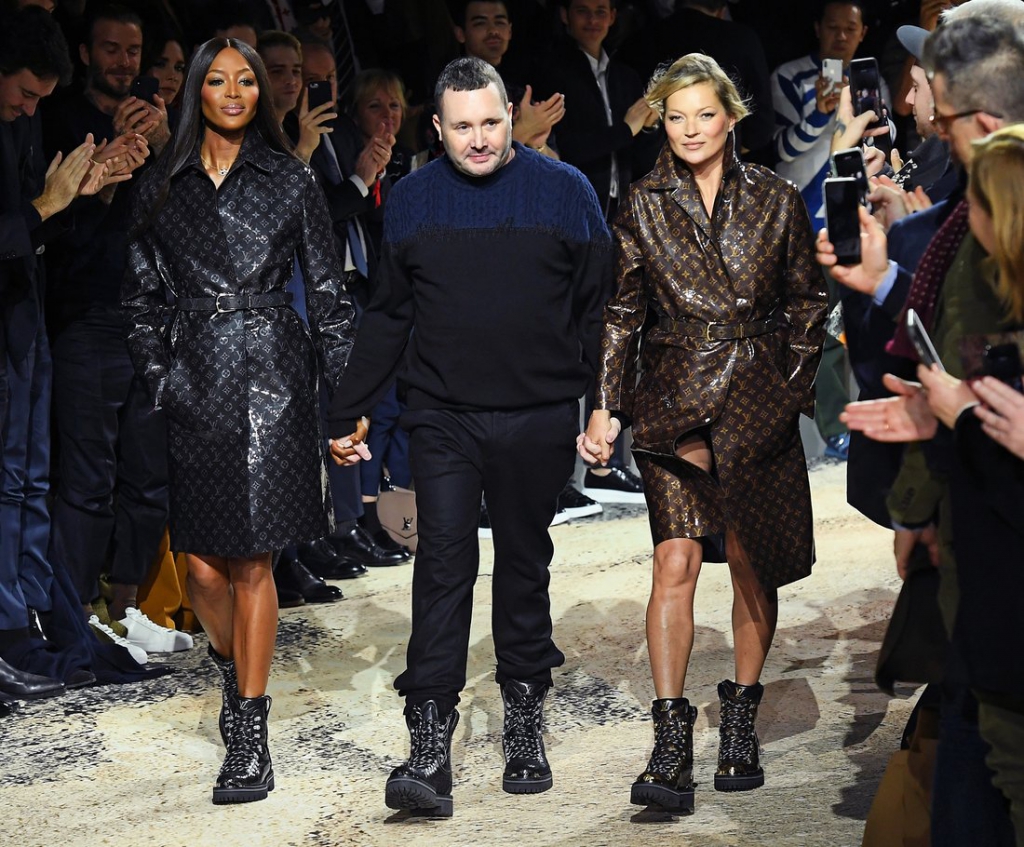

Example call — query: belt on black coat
[175,291,294,313]
[658,313,780,341]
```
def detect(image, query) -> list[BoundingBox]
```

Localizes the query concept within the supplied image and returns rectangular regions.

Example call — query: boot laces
[407,710,447,774]
[504,694,544,762]
[647,711,689,774]
[221,710,263,778]
[719,697,758,761]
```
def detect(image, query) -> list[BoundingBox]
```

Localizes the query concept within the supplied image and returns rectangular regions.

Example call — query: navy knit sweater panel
[328,143,613,436]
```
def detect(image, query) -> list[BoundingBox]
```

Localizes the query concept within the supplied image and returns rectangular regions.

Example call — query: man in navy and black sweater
[328,56,612,816]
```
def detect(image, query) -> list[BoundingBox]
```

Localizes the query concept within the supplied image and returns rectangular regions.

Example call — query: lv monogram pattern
[123,132,355,556]
[598,141,827,590]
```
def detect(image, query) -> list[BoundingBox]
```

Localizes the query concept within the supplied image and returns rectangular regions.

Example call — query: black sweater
[327,143,613,436]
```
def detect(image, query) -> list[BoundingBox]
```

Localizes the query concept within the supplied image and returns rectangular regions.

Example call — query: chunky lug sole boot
[385,700,459,817]
[500,679,552,794]
[714,679,765,792]
[212,694,274,804]
[630,697,697,813]
[207,644,239,746]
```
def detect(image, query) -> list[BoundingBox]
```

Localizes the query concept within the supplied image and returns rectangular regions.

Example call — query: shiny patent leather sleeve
[595,194,648,424]
[298,167,356,393]
[122,216,174,409]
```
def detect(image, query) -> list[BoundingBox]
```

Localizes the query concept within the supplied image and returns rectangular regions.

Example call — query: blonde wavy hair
[644,52,749,123]
[970,123,1024,323]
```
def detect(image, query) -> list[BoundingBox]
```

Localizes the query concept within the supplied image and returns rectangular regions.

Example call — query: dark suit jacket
[0,114,62,364]
[840,194,959,524]
[539,44,658,210]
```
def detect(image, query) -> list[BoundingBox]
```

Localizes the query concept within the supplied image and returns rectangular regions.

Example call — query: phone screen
[825,178,861,265]
[849,59,887,127]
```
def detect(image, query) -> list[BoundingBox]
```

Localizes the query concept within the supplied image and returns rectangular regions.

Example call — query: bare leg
[229,553,277,698]
[186,553,233,657]
[646,434,713,698]
[725,531,778,686]
[648,537,703,697]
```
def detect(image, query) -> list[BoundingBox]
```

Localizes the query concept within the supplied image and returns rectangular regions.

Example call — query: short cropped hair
[256,29,302,59]
[0,4,72,84]
[970,124,1024,322]
[815,0,864,23]
[452,0,510,27]
[923,15,1024,122]
[644,52,749,123]
[83,3,143,51]
[433,56,508,120]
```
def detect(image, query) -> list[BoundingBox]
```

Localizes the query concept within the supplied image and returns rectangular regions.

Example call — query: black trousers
[395,402,577,711]
[49,308,169,603]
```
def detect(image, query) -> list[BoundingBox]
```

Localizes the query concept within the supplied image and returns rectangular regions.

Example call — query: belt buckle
[215,293,233,313]
[705,321,720,341]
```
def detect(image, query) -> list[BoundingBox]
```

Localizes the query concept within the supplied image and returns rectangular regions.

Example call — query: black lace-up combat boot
[212,694,274,804]
[630,697,697,812]
[500,679,552,794]
[714,679,765,791]
[208,644,238,746]
[385,700,460,816]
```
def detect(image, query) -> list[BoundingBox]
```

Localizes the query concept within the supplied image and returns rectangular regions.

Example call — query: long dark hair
[139,38,295,232]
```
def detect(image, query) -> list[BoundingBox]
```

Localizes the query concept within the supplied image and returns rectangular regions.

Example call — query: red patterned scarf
[887,198,971,360]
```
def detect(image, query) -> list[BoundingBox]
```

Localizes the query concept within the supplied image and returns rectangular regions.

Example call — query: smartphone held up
[824,176,862,266]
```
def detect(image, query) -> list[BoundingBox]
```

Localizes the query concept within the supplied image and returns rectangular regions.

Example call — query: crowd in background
[2,0,1024,841]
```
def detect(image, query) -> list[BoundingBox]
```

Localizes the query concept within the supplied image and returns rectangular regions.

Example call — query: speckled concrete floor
[0,461,915,847]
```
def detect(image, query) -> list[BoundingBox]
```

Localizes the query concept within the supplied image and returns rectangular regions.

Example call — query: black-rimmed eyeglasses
[929,108,1003,134]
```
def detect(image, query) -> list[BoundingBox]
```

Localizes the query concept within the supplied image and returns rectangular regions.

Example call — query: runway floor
[0,461,914,847]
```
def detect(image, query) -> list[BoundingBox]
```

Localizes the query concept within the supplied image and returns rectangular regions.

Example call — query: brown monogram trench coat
[596,140,827,590]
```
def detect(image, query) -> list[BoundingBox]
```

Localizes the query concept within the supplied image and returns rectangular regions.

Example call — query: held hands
[577,410,621,466]
[816,205,890,295]
[840,373,939,442]
[971,376,1024,459]
[329,417,372,466]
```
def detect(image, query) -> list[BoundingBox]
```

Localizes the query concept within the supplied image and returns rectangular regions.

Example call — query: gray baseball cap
[897,24,929,61]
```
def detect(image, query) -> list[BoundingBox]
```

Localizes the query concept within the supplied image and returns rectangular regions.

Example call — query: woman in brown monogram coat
[579,54,827,812]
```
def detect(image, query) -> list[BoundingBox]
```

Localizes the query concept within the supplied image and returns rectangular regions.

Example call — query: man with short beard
[41,3,183,659]
[327,57,612,816]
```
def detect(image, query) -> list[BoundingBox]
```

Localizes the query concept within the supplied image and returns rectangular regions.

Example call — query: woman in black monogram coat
[122,39,358,804]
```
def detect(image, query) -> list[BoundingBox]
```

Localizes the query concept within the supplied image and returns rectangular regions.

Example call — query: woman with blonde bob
[580,53,827,812]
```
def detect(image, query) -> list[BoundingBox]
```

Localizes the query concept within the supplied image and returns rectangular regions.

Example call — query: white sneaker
[117,607,195,654]
[88,615,148,665]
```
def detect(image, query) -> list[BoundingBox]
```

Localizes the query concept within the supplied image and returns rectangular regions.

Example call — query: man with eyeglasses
[817,8,1024,845]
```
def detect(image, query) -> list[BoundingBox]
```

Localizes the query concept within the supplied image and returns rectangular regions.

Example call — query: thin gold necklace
[201,155,232,176]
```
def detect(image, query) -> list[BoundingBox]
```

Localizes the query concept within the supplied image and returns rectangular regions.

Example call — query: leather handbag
[377,483,417,553]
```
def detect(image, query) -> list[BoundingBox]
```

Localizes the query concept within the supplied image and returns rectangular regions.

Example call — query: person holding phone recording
[843,124,1024,845]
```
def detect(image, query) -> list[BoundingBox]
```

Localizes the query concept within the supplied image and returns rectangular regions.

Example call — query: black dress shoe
[298,538,368,580]
[271,567,305,609]
[372,529,413,558]
[331,524,410,567]
[65,669,96,689]
[0,656,65,700]
[276,553,343,604]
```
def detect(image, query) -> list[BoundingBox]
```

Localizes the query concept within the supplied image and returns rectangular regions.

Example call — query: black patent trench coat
[122,130,355,557]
